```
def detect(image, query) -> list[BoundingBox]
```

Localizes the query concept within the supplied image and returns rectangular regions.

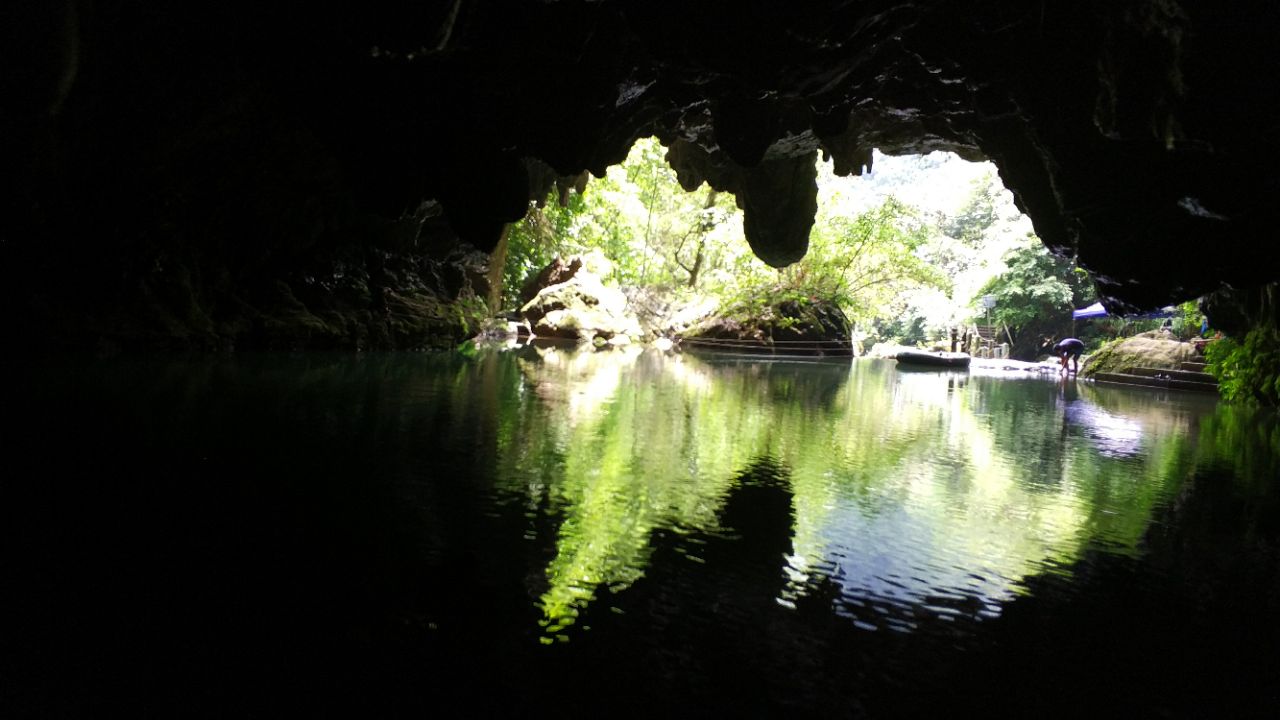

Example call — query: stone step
[1091,372,1220,393]
[1180,361,1209,373]
[1127,366,1217,384]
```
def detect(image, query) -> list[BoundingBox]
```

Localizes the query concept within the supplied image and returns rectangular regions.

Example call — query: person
[1053,337,1085,375]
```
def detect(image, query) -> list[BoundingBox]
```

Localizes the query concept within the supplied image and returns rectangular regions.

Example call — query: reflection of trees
[498,350,783,638]
[491,350,1220,639]
[26,352,1270,715]
[1191,400,1280,491]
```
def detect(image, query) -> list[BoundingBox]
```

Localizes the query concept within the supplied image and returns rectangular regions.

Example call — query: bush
[1171,300,1206,341]
[1205,327,1280,405]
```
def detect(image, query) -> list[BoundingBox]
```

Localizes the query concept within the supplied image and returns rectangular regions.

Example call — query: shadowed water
[5,349,1278,717]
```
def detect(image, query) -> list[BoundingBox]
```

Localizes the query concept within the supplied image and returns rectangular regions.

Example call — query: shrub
[1205,327,1280,406]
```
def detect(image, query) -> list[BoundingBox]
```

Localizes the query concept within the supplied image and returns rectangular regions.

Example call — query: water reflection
[9,350,1276,715]
[485,349,1215,639]
[1063,395,1144,458]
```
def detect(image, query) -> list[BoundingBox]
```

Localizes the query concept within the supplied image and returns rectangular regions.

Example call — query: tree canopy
[502,139,1099,354]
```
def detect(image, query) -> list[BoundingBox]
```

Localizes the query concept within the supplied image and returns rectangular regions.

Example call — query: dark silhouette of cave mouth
[3,2,1277,349]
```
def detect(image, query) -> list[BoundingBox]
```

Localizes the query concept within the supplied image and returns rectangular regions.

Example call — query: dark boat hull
[895,350,972,368]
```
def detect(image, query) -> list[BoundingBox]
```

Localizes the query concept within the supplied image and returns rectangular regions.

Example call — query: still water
[6,348,1279,717]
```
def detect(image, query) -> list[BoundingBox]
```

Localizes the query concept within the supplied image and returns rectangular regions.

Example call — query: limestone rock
[1081,333,1196,377]
[520,253,642,344]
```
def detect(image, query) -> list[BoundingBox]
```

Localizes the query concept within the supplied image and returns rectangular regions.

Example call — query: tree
[501,191,583,310]
[672,188,728,289]
[715,196,948,338]
[930,171,1001,277]
[858,166,1032,346]
[940,172,1000,246]
[801,197,945,321]
[974,236,1094,358]
[501,137,743,310]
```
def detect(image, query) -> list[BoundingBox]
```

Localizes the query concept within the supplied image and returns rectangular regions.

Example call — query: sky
[818,149,1031,225]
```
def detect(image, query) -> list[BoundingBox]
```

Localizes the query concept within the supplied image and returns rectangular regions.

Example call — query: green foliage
[1205,327,1280,405]
[933,171,1000,276]
[972,237,1093,346]
[501,138,1093,351]
[975,238,1088,329]
[502,138,741,311]
[807,197,943,314]
[720,197,944,331]
[857,167,1050,346]
[503,196,576,309]
[873,313,928,346]
[1171,300,1206,341]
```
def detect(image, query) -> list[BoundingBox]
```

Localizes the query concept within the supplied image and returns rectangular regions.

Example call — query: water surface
[6,349,1278,716]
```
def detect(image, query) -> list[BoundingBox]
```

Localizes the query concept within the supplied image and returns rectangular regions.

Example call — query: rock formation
[684,298,853,356]
[519,252,642,345]
[3,1,1279,347]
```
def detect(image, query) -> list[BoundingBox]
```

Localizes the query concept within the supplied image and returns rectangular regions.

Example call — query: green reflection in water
[483,348,1247,640]
[495,347,778,637]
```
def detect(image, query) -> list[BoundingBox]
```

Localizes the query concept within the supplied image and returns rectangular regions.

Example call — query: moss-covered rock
[1080,332,1196,376]
[682,297,853,355]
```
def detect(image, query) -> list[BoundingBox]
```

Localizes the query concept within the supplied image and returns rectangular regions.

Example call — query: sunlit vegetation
[973,237,1096,356]
[504,139,1098,352]
[1206,326,1280,405]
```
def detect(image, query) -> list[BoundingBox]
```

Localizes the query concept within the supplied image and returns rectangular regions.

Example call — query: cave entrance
[496,140,1114,360]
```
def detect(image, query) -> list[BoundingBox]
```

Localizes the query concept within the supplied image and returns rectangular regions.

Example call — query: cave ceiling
[5,0,1280,315]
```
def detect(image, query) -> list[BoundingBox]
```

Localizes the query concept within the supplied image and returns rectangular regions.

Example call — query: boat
[894,349,972,368]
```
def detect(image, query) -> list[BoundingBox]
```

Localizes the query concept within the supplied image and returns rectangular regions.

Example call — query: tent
[1072,301,1108,319]
[1072,302,1178,320]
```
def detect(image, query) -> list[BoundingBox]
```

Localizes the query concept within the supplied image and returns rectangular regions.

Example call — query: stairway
[1091,360,1218,393]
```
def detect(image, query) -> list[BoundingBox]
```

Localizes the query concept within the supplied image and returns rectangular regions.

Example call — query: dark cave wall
[3,1,1279,349]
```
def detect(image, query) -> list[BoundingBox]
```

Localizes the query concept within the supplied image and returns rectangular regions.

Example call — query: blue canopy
[1072,302,1179,320]
[1072,301,1107,319]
